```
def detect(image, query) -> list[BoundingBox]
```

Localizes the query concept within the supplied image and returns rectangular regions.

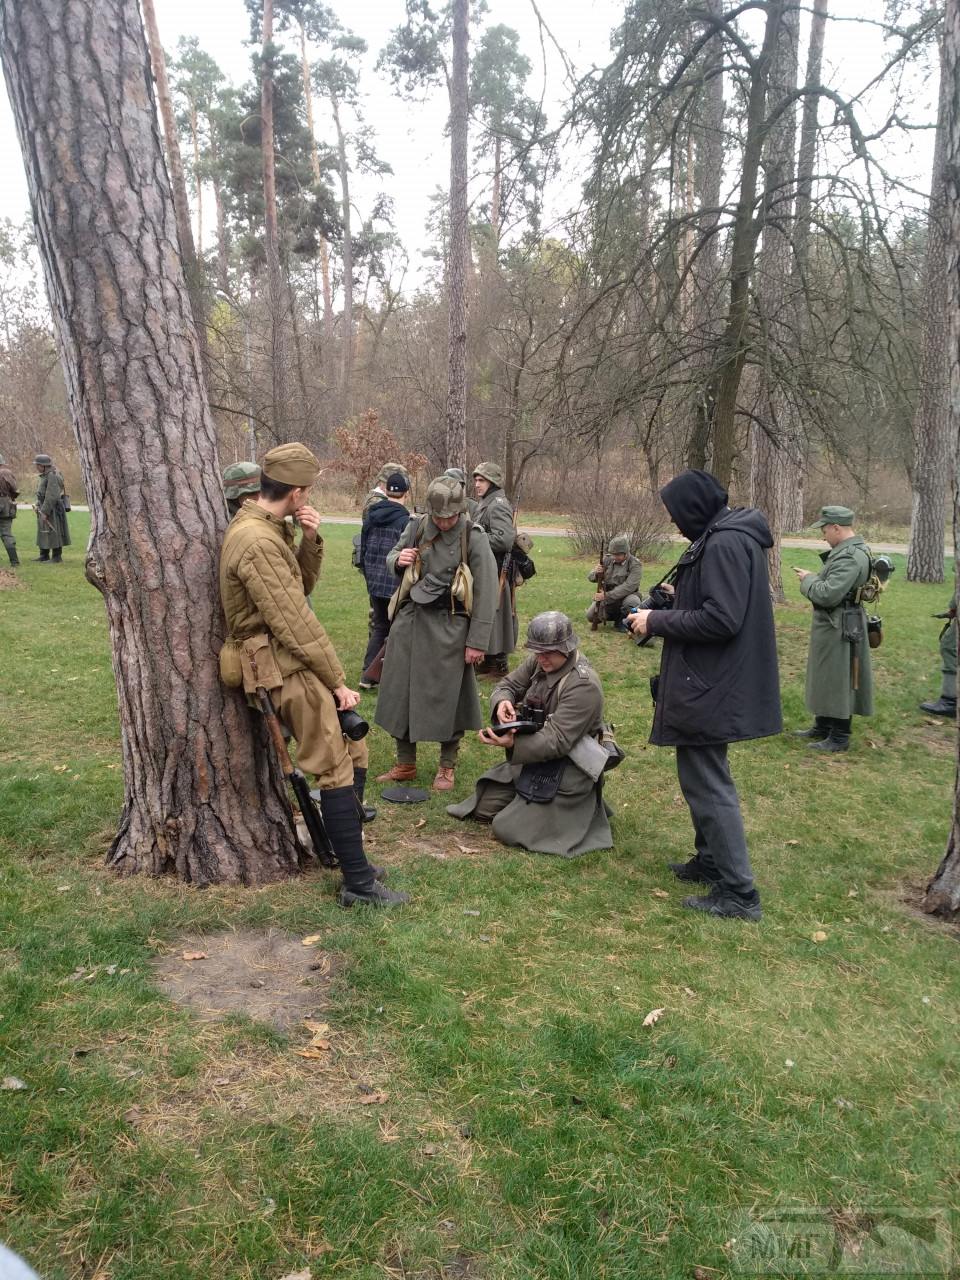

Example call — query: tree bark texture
[907,24,951,584]
[924,0,960,918]
[708,0,784,488]
[331,93,354,409]
[0,0,304,885]
[749,1,799,601]
[446,0,469,470]
[261,0,288,438]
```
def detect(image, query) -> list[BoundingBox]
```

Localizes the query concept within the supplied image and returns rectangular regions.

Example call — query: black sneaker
[682,886,762,921]
[338,882,409,908]
[668,855,722,885]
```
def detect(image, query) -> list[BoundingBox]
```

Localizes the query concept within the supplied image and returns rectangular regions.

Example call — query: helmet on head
[443,467,466,485]
[525,611,578,656]
[222,461,261,501]
[608,534,630,555]
[472,461,503,488]
[34,453,52,468]
[426,475,467,519]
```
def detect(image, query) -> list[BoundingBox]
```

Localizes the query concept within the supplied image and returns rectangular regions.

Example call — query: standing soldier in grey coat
[448,612,614,857]
[375,475,497,791]
[794,505,873,753]
[921,595,957,718]
[586,535,643,628]
[472,461,518,677]
[33,453,70,563]
[222,461,261,518]
[0,453,19,567]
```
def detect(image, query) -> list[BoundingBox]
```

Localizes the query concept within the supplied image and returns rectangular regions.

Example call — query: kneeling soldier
[447,612,614,857]
[586,535,642,628]
[219,443,406,907]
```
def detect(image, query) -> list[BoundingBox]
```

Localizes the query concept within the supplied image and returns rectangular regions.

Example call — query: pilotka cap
[812,504,855,528]
[261,443,321,487]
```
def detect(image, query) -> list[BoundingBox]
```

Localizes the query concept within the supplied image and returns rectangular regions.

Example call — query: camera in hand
[629,579,676,648]
[494,703,547,735]
[337,708,369,740]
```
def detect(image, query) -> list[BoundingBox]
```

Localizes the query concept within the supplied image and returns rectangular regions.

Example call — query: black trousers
[361,596,392,678]
[675,744,756,896]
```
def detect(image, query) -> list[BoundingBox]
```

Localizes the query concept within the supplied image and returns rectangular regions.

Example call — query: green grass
[1,515,959,1279]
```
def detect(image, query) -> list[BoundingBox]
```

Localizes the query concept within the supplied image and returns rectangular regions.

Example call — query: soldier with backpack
[375,475,498,791]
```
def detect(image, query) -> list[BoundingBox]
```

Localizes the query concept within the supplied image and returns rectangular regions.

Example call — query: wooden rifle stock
[256,686,336,868]
[363,644,386,684]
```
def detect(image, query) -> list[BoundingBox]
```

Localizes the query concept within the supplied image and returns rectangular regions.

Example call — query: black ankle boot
[353,768,377,823]
[809,719,851,753]
[7,550,19,567]
[319,786,407,907]
[920,696,957,718]
[51,549,62,562]
[794,717,830,740]
[34,550,50,562]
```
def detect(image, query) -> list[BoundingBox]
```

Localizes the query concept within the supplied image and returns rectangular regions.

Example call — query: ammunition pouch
[841,606,864,645]
[239,632,283,694]
[515,756,567,804]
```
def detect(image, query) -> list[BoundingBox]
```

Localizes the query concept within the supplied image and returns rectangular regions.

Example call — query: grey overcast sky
[0,0,938,278]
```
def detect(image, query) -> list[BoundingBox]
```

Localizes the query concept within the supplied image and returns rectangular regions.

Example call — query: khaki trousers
[277,670,357,789]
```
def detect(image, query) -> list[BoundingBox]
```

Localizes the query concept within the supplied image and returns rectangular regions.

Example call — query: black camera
[494,703,546,735]
[629,580,675,647]
[337,708,369,740]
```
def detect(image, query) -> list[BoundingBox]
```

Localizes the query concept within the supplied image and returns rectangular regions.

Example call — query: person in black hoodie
[627,469,781,920]
[359,473,412,688]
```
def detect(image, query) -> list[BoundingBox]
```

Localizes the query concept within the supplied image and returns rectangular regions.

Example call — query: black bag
[600,727,625,771]
[516,552,536,580]
[841,606,864,645]
[515,757,566,804]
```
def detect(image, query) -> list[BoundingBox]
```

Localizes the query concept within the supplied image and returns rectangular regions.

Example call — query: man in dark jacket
[359,472,411,687]
[627,470,781,921]
[0,452,19,567]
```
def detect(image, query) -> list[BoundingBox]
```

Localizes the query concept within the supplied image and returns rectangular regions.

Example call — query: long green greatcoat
[474,486,518,655]
[800,534,873,717]
[375,513,497,742]
[35,469,71,550]
[447,651,614,857]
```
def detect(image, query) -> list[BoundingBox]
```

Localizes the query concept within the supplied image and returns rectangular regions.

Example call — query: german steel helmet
[525,611,578,655]
[443,467,466,484]
[472,460,503,487]
[222,461,261,500]
[426,475,467,518]
[608,534,630,555]
[34,452,52,467]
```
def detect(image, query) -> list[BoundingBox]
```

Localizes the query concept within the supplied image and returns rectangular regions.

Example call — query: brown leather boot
[432,766,455,791]
[376,763,418,783]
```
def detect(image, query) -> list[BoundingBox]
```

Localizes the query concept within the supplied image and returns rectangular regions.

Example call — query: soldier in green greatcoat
[920,594,957,718]
[0,453,19,567]
[472,461,518,677]
[375,475,497,791]
[33,453,70,563]
[793,505,873,753]
[222,461,261,518]
[586,535,643,628]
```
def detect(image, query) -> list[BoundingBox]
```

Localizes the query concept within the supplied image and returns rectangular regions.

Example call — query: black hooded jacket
[647,471,782,746]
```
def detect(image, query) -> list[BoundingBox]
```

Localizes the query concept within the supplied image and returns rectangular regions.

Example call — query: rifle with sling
[256,686,337,868]
[591,538,608,630]
[497,480,523,606]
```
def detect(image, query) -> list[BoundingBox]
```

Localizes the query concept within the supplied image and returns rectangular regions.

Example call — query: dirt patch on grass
[873,880,960,940]
[0,569,24,591]
[152,928,336,1032]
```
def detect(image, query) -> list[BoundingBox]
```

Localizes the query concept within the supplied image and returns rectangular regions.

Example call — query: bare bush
[568,477,671,561]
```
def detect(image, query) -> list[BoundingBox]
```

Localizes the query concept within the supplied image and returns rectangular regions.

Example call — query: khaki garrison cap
[811,505,855,528]
[262,443,321,487]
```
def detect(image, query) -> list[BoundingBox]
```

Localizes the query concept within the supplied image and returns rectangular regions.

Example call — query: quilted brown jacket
[219,502,345,689]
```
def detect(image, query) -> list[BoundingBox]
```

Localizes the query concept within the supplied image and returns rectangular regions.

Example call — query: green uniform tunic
[447,651,613,857]
[587,553,642,622]
[35,469,71,551]
[474,486,518,656]
[799,534,873,718]
[375,513,497,743]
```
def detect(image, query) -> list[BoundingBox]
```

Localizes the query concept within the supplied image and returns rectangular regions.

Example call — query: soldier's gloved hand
[333,684,361,710]
[496,700,517,724]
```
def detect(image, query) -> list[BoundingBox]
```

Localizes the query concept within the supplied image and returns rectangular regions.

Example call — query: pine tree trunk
[0,0,303,884]
[261,0,287,437]
[924,0,960,918]
[907,26,951,584]
[331,93,354,411]
[299,21,335,363]
[190,99,203,252]
[446,0,469,470]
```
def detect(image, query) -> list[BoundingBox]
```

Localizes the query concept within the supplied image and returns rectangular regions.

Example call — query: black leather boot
[319,786,407,908]
[793,717,830,740]
[51,548,63,562]
[920,696,957,718]
[7,549,18,567]
[353,767,377,823]
[34,549,50,562]
[808,717,851,753]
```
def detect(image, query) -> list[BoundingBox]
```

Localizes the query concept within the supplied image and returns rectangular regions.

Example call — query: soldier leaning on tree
[219,443,406,907]
[586,535,643,628]
[793,505,873,754]
[222,461,261,518]
[0,453,19,567]
[33,452,70,563]
[448,612,614,857]
[472,461,518,677]
[921,595,957,719]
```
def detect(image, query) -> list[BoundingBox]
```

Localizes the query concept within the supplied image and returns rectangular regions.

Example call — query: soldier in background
[448,612,614,857]
[586,535,642,628]
[33,453,70,564]
[920,595,957,718]
[362,462,411,517]
[222,461,261,518]
[472,461,517,678]
[0,453,19,567]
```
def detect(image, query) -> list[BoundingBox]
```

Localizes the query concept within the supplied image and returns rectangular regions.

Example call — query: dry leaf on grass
[651,889,670,899]
[415,817,427,829]
[123,1106,143,1125]
[454,841,480,855]
[1,1077,27,1091]
[301,934,323,947]
[279,1269,312,1280]
[785,839,800,846]
[378,1116,400,1143]
[181,951,207,962]
[642,1008,665,1028]
[812,930,828,943]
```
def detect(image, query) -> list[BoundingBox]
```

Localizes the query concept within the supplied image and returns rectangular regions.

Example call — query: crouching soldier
[447,612,614,857]
[586,535,642,628]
